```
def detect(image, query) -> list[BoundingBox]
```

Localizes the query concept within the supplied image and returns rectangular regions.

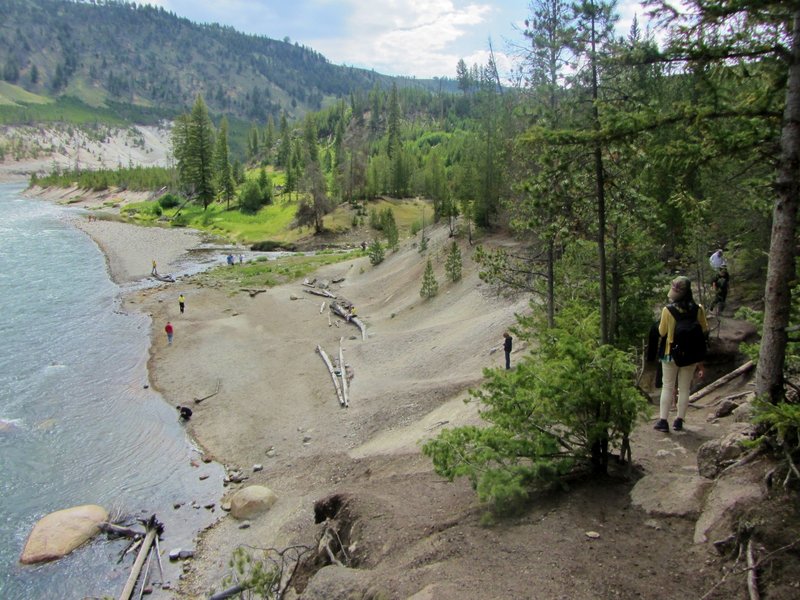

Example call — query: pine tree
[257,167,272,205]
[382,208,399,250]
[214,117,235,209]
[420,258,438,298]
[185,95,216,210]
[368,239,385,265]
[277,113,291,168]
[445,241,462,282]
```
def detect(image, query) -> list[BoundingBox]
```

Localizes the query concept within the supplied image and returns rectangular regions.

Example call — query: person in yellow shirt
[178,294,185,314]
[655,276,709,432]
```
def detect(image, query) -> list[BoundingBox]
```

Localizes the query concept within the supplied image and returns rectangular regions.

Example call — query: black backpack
[666,304,706,367]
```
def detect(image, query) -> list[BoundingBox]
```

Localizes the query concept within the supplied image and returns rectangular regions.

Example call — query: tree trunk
[590,11,609,345]
[755,10,800,404]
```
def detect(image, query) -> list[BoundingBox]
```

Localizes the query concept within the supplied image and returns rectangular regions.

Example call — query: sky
[140,1,652,80]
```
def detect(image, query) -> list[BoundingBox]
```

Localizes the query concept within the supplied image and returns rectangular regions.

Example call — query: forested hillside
[0,0,454,123]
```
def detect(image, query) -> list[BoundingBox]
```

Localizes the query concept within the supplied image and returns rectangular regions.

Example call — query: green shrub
[159,193,181,209]
[250,241,296,251]
[369,239,385,265]
[422,303,649,511]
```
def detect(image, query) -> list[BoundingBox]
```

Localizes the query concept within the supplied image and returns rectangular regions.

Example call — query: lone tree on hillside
[295,162,331,234]
[445,241,462,282]
[420,258,438,298]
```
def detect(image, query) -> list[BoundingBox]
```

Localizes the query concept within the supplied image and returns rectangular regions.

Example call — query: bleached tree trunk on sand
[317,345,345,406]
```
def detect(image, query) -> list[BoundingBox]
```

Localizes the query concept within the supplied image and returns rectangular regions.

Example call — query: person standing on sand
[165,321,174,345]
[503,332,513,370]
[151,259,157,275]
[178,294,185,314]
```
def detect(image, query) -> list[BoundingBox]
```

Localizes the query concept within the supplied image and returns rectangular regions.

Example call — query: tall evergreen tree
[187,95,216,210]
[214,117,235,209]
[420,258,439,298]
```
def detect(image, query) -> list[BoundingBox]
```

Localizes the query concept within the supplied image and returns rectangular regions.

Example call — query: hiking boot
[653,419,669,432]
[673,418,684,431]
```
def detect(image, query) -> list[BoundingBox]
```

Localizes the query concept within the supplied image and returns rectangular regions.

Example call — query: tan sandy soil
[72,212,796,600]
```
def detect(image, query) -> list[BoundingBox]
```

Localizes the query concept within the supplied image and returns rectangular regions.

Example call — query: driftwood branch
[241,288,266,298]
[339,338,349,408]
[100,522,145,539]
[137,548,153,600]
[208,584,247,600]
[747,540,760,600]
[154,534,165,585]
[194,378,221,404]
[304,288,337,299]
[317,345,345,406]
[118,527,157,600]
[690,361,754,404]
[330,302,366,340]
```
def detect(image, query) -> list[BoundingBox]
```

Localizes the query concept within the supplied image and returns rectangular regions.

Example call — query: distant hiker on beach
[151,259,157,275]
[165,321,174,345]
[177,405,192,421]
[503,332,512,370]
[178,294,185,314]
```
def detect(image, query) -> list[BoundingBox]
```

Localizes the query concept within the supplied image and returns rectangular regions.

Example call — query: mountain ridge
[0,0,457,124]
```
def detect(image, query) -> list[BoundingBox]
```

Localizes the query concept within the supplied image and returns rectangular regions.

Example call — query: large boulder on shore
[20,504,108,564]
[230,485,277,520]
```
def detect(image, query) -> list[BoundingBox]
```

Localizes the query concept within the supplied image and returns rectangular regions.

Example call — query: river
[0,182,224,599]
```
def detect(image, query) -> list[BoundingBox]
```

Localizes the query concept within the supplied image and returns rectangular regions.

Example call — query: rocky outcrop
[696,423,753,479]
[229,485,278,520]
[631,473,712,518]
[19,504,108,564]
[694,467,764,544]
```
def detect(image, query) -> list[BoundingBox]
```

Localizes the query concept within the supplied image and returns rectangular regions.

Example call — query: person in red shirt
[165,321,174,345]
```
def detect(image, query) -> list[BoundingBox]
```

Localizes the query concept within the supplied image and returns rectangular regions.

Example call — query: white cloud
[308,0,494,78]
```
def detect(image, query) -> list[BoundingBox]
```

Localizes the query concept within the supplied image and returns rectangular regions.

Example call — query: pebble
[239,522,251,530]
[253,464,263,472]
[585,531,601,539]
[199,474,209,480]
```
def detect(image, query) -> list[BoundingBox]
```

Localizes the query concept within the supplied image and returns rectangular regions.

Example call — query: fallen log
[137,548,153,600]
[339,338,349,408]
[208,584,247,600]
[100,522,145,539]
[194,378,221,404]
[118,527,157,600]
[317,345,345,407]
[690,361,754,404]
[241,288,266,298]
[304,288,337,299]
[330,302,366,340]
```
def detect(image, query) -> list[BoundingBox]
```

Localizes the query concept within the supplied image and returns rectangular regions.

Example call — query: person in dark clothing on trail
[503,332,512,370]
[709,267,730,314]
